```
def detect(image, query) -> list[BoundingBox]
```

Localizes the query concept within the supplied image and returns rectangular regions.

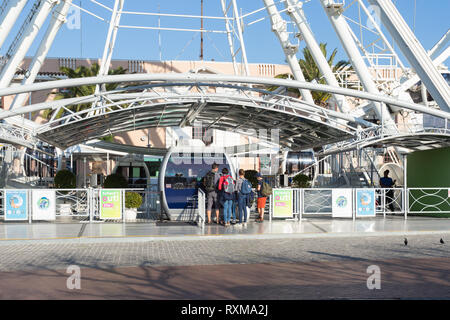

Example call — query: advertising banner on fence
[332,188,353,218]
[32,190,56,220]
[100,189,122,219]
[272,189,294,218]
[356,189,376,217]
[5,190,28,221]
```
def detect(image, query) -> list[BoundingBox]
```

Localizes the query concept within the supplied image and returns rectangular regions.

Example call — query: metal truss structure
[0,0,449,171]
[0,121,37,148]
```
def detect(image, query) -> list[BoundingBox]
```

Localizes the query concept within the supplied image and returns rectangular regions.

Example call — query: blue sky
[2,0,449,67]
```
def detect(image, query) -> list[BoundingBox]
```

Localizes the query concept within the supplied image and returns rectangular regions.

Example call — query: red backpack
[223,175,235,194]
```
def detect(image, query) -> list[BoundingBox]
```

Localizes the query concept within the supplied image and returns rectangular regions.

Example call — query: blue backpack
[240,179,252,195]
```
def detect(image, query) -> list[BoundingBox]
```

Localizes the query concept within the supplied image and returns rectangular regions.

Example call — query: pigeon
[440,238,445,244]
[404,238,408,246]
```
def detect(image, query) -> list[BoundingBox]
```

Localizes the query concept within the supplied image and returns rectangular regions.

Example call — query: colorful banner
[272,189,294,218]
[356,189,376,217]
[5,190,28,221]
[332,188,353,218]
[32,190,56,220]
[100,189,122,219]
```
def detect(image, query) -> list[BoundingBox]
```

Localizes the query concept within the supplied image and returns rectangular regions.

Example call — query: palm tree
[272,43,351,106]
[45,63,127,119]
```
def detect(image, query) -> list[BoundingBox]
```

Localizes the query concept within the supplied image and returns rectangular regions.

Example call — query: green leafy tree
[45,63,127,119]
[271,43,351,106]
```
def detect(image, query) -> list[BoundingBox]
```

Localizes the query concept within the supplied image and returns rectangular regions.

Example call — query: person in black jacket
[203,163,221,224]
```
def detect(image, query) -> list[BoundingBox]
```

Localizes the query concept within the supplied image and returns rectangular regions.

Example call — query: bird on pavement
[404,238,408,246]
[440,238,445,244]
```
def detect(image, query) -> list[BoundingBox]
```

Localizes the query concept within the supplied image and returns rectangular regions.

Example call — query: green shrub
[125,192,142,208]
[103,173,128,188]
[54,170,76,188]
[292,173,311,188]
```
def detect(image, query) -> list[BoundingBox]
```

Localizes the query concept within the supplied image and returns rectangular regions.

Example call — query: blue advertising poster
[5,190,28,221]
[356,189,376,217]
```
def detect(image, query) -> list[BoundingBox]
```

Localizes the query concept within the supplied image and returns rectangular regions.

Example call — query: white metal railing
[0,188,162,223]
[197,189,206,229]
[2,187,449,223]
[408,188,450,215]
[375,188,405,217]
[268,187,450,220]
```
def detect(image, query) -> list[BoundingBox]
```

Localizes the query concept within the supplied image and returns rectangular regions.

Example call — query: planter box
[58,203,72,216]
[124,208,137,220]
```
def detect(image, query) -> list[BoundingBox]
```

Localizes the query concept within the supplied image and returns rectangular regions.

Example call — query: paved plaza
[1,216,449,242]
[0,217,448,299]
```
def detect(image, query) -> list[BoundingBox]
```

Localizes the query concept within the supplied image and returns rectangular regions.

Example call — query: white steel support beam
[231,0,250,76]
[320,0,397,133]
[0,0,58,89]
[10,0,73,110]
[283,0,349,112]
[355,0,406,72]
[393,47,450,98]
[92,0,123,115]
[368,0,450,112]
[262,0,314,104]
[97,0,124,79]
[0,74,448,120]
[0,0,29,50]
[220,0,239,75]
[179,101,207,127]
[429,29,450,61]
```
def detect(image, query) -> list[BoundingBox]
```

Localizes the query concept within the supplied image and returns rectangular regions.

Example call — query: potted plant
[292,173,311,188]
[124,191,143,220]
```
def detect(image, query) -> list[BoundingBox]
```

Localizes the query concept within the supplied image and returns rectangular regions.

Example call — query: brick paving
[0,234,448,272]
[0,257,448,299]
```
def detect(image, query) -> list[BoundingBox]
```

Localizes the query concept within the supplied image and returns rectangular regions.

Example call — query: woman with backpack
[235,169,252,225]
[218,167,235,227]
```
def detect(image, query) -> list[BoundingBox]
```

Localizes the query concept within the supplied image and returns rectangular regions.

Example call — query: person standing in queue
[380,169,396,212]
[256,172,267,222]
[235,169,252,226]
[218,167,235,227]
[203,163,221,224]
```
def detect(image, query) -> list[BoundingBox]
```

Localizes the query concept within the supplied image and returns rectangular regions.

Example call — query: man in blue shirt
[380,170,396,212]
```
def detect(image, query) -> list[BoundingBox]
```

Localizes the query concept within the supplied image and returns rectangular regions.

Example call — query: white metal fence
[267,187,450,220]
[0,188,163,223]
[408,188,450,215]
[2,187,449,224]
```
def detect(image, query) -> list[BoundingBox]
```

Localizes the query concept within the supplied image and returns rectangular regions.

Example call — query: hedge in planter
[292,173,311,188]
[103,173,128,188]
[54,170,76,189]
[125,192,143,209]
